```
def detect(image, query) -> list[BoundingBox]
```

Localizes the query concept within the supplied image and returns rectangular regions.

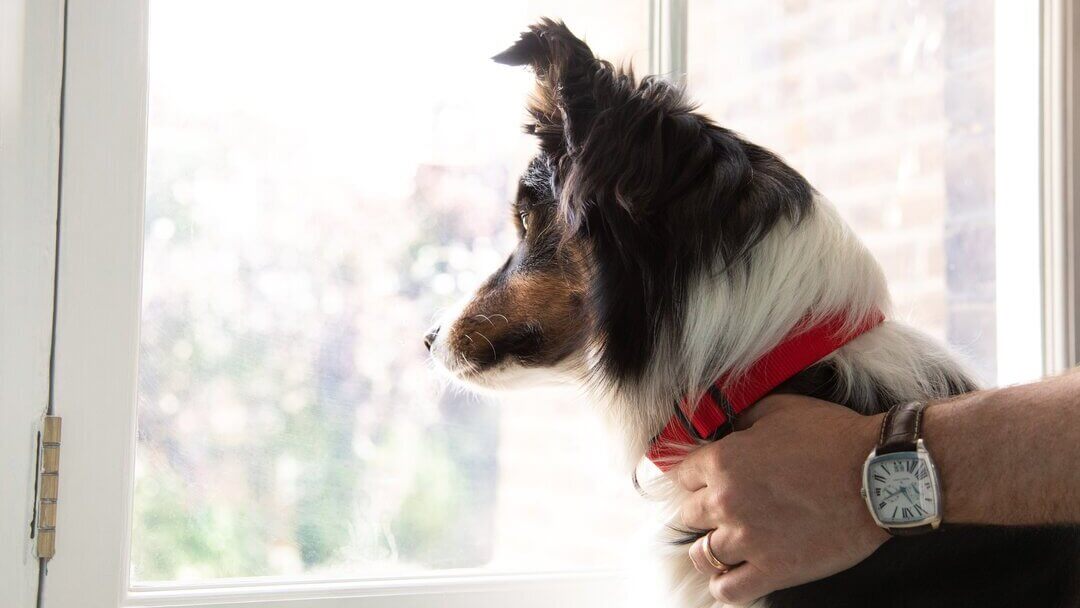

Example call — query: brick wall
[687,0,997,382]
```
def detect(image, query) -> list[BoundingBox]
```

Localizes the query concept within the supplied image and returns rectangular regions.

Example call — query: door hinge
[34,415,62,560]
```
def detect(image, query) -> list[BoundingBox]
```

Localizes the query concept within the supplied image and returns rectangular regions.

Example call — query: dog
[425,19,1080,607]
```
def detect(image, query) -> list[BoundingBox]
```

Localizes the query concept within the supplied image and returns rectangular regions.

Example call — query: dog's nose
[424,326,440,351]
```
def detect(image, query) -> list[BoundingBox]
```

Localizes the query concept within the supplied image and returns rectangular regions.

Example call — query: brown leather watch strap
[888,521,934,536]
[877,401,927,455]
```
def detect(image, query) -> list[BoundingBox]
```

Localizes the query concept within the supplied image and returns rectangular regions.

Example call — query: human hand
[678,394,890,605]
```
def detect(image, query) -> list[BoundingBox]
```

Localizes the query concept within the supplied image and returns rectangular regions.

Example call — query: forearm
[922,369,1080,525]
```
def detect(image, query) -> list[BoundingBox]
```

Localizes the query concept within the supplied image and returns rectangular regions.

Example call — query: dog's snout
[424,326,441,351]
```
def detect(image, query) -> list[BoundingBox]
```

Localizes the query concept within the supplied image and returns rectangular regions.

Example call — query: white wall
[0,1,64,605]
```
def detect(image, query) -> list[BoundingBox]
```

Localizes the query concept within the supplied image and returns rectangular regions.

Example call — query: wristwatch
[860,401,942,535]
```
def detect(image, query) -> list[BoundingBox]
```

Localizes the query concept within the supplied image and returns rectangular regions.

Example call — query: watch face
[865,452,939,525]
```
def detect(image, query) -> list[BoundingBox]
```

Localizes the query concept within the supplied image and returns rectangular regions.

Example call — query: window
[135,0,1039,586]
[133,0,650,584]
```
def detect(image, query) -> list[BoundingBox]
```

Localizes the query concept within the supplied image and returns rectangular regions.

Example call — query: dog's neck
[593,198,892,468]
[644,310,884,470]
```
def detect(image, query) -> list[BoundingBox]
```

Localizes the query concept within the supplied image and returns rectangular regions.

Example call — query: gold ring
[703,530,731,574]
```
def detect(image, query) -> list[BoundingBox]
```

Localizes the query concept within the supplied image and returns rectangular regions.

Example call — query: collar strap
[646,310,885,471]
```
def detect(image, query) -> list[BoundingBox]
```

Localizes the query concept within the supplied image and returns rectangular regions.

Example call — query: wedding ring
[703,530,731,574]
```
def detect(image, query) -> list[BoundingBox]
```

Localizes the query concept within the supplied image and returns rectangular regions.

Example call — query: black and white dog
[425,20,1080,607]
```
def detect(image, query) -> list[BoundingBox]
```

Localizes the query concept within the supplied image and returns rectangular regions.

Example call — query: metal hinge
[34,415,62,560]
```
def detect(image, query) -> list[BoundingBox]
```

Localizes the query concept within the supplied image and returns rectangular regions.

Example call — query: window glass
[687,0,1000,382]
[134,0,648,582]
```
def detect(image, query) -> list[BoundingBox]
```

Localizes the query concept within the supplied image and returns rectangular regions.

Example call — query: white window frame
[651,0,686,84]
[1041,0,1080,374]
[995,0,1046,385]
[996,0,1080,384]
[22,0,1080,606]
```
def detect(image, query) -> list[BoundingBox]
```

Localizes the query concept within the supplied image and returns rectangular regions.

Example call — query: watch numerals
[868,455,938,526]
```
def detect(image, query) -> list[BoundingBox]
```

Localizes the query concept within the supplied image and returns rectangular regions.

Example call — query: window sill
[125,569,628,608]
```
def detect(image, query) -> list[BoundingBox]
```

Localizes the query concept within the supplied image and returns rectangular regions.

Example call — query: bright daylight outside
[133,0,1003,585]
[134,0,648,582]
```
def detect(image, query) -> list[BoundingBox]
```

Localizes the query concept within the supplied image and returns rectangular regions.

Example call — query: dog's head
[425,154,592,388]
[426,19,813,391]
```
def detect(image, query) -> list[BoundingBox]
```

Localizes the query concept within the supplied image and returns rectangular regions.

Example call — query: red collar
[646,311,884,471]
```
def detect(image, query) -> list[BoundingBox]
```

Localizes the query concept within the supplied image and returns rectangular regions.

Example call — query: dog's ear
[491,18,588,70]
[492,19,596,163]
[494,19,705,232]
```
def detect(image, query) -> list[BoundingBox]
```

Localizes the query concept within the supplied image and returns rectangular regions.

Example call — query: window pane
[687,0,1003,383]
[134,0,648,583]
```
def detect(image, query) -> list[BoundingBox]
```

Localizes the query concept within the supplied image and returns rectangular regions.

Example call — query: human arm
[677,370,1080,605]
[921,371,1080,525]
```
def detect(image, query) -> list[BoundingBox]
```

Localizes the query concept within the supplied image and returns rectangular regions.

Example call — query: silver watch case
[860,439,943,530]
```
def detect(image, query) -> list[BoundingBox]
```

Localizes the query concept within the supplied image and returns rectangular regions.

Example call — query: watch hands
[882,488,904,503]
[907,484,922,501]
[898,485,919,507]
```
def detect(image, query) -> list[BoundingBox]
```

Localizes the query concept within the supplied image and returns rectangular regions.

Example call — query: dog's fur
[426,20,1080,607]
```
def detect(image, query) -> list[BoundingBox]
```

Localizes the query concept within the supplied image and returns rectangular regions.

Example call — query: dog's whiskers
[474,313,510,328]
[474,331,497,360]
[459,352,479,375]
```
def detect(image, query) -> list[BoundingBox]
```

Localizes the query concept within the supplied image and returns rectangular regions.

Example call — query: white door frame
[0,1,64,606]
[41,0,149,605]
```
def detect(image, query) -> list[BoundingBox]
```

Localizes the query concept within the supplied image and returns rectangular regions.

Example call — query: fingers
[689,530,773,605]
[688,528,741,576]
[679,486,711,530]
[675,423,754,492]
[675,447,710,492]
[676,436,733,491]
[709,562,771,606]
[680,483,728,530]
[678,395,827,492]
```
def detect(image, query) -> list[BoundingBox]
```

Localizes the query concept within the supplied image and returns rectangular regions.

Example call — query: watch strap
[876,401,927,455]
[888,522,934,536]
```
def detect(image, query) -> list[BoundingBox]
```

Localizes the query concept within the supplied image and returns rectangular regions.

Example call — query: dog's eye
[519,212,529,233]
